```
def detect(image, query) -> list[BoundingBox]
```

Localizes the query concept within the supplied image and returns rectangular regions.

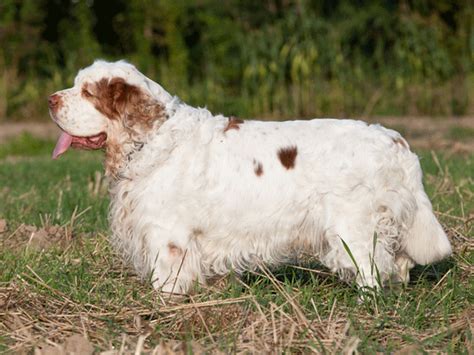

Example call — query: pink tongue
[52,132,73,159]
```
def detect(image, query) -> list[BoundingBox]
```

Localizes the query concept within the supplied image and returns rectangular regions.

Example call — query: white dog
[49,60,452,294]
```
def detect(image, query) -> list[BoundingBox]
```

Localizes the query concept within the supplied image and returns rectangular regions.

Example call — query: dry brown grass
[1,217,472,353]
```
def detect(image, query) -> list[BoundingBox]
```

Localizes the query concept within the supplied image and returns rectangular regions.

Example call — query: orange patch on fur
[277,146,298,169]
[224,116,244,132]
[49,94,64,112]
[168,242,183,256]
[392,137,409,149]
[104,139,122,178]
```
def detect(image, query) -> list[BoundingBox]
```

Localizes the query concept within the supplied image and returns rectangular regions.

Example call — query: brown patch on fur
[82,77,167,178]
[48,93,64,113]
[277,146,298,169]
[168,242,183,257]
[192,228,204,238]
[392,137,409,149]
[82,78,166,127]
[253,159,263,176]
[223,116,244,132]
[104,139,123,178]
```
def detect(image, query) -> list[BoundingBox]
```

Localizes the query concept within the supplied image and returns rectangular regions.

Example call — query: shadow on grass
[410,257,456,284]
[239,257,456,293]
[241,262,340,290]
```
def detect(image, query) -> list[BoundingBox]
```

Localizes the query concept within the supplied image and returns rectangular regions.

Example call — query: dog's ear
[118,84,167,138]
[83,77,167,138]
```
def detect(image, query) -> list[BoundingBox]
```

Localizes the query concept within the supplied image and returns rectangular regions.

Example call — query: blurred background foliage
[0,0,472,121]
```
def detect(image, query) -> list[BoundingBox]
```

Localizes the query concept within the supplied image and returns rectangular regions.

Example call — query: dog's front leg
[146,225,202,295]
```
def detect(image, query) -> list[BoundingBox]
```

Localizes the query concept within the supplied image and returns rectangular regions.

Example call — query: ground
[0,117,473,353]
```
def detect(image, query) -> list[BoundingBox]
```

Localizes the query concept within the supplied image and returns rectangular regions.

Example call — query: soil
[0,219,76,251]
[0,121,60,143]
[367,116,474,154]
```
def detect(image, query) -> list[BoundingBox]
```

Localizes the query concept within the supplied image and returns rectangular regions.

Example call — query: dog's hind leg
[393,253,415,285]
[321,202,398,290]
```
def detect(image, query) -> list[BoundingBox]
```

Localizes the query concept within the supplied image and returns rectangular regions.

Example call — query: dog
[49,60,452,294]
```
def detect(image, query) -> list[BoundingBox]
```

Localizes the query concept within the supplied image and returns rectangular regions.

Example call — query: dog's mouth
[52,131,107,159]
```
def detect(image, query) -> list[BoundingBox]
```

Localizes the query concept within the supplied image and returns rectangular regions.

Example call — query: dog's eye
[82,87,93,98]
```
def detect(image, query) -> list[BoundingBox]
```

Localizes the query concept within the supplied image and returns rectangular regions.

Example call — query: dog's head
[49,60,172,160]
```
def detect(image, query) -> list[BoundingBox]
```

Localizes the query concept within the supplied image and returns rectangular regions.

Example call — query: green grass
[0,133,53,160]
[447,126,474,142]
[0,136,472,353]
[0,150,108,229]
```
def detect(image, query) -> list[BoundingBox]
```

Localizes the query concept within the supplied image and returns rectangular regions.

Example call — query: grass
[0,133,53,160]
[0,134,472,353]
[448,126,474,142]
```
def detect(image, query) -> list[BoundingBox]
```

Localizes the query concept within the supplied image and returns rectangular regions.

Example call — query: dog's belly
[132,165,331,275]
[195,207,326,274]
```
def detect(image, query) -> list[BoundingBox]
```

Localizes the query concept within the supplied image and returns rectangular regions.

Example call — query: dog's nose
[48,94,61,108]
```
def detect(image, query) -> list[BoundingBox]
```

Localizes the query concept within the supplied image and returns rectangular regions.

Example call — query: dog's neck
[104,96,184,181]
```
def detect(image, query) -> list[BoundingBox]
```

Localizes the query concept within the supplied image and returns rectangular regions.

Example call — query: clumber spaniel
[49,60,452,294]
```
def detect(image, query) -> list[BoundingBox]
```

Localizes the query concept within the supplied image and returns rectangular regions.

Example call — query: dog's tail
[400,154,452,265]
[403,189,452,265]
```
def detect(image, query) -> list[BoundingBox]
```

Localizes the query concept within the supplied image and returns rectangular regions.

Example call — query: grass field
[0,128,473,353]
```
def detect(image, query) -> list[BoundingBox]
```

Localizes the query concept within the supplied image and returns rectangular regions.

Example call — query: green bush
[0,0,472,120]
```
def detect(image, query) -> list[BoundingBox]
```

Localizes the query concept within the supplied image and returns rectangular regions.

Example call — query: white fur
[51,60,452,294]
